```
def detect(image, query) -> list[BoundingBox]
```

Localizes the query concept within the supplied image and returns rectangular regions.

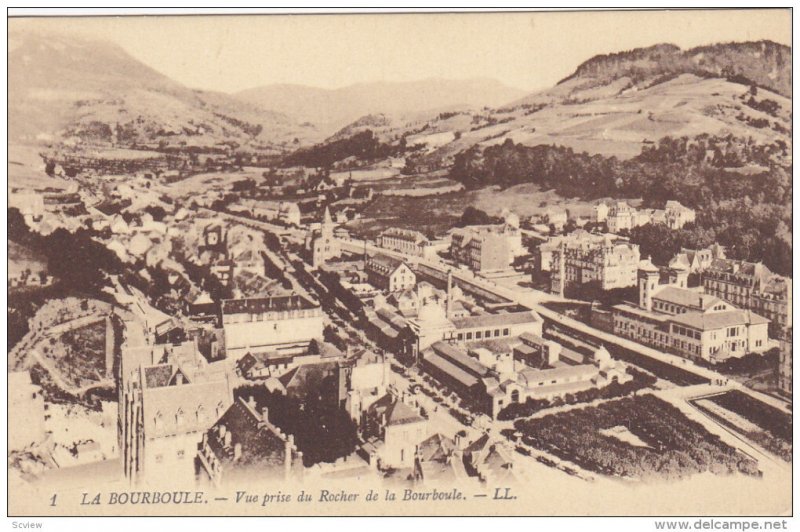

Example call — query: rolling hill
[8,30,318,150]
[309,41,791,171]
[235,78,526,137]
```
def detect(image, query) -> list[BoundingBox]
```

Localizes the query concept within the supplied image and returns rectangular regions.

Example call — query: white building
[221,294,324,360]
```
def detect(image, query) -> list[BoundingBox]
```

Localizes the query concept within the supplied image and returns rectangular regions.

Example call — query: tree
[456,206,501,227]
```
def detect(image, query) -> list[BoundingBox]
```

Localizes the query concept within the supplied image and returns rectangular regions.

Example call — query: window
[494,329,501,337]
[503,328,509,336]
[466,332,472,340]
[476,331,482,339]
[457,333,463,341]
[177,450,185,459]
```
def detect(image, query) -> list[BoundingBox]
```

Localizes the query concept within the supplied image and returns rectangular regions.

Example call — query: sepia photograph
[5,7,794,524]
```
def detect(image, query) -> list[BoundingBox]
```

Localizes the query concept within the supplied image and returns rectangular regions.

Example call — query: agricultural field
[345,180,640,241]
[692,391,792,462]
[514,394,759,481]
[469,183,641,221]
[8,143,72,190]
[345,190,469,239]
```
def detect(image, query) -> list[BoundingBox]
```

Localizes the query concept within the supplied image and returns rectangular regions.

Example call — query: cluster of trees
[450,134,792,275]
[563,281,639,307]
[696,348,779,376]
[235,383,358,466]
[561,41,790,98]
[604,341,708,386]
[514,395,760,480]
[9,208,124,295]
[708,390,792,446]
[455,206,502,227]
[282,130,401,168]
[698,390,791,462]
[179,257,232,302]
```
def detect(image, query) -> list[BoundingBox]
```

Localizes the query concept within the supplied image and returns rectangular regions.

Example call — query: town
[8,156,792,492]
[6,12,793,519]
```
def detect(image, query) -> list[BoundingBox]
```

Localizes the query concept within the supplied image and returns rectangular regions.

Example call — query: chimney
[233,442,242,461]
[224,430,232,448]
[261,406,269,425]
[446,271,453,318]
[247,395,256,411]
[284,436,294,479]
[218,424,227,440]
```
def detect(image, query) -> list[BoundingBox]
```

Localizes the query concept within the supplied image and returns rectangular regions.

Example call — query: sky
[9,9,792,94]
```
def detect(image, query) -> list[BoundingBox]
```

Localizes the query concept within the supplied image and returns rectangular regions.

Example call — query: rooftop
[653,286,720,310]
[519,364,597,384]
[452,310,539,330]
[380,227,429,243]
[431,341,490,377]
[222,294,318,315]
[669,309,770,331]
[423,352,480,389]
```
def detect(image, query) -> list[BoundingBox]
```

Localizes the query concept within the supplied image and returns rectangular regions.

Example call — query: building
[304,207,341,268]
[196,396,302,487]
[200,222,227,254]
[512,332,561,368]
[278,202,301,226]
[779,327,792,397]
[450,224,521,273]
[240,200,301,226]
[377,227,431,257]
[404,296,543,362]
[603,200,695,233]
[593,202,609,223]
[493,343,628,417]
[237,342,343,380]
[668,244,727,274]
[543,208,568,231]
[221,294,324,360]
[118,340,234,483]
[363,394,428,470]
[549,232,640,295]
[341,350,392,425]
[702,259,792,337]
[365,254,416,293]
[462,434,517,484]
[8,371,46,451]
[422,337,629,418]
[421,341,491,401]
[606,201,639,233]
[413,433,470,483]
[664,200,697,229]
[611,259,770,363]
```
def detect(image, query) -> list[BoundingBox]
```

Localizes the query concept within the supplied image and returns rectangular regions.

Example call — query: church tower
[638,257,660,311]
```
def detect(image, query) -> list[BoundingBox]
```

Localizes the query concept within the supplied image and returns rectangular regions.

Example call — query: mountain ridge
[235,77,527,136]
[558,40,791,97]
[8,30,316,149]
